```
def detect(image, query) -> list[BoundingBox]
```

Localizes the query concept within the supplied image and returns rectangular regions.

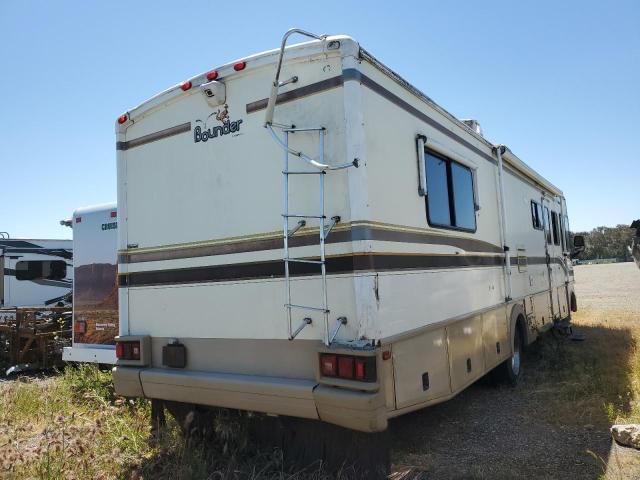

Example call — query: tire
[495,323,523,386]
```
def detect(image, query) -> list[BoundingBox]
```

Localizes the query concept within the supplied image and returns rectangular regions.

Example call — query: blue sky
[1,0,638,239]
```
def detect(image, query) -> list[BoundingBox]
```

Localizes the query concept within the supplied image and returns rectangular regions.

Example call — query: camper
[0,234,72,312]
[113,30,581,439]
[62,204,118,364]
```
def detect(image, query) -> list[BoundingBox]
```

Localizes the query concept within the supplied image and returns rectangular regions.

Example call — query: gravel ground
[388,262,640,479]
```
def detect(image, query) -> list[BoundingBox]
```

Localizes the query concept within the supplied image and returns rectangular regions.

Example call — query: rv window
[530,201,543,230]
[543,207,552,243]
[425,151,476,231]
[551,211,560,246]
[451,163,476,230]
[15,260,67,281]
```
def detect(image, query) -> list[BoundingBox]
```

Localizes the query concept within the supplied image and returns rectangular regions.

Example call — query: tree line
[570,224,635,261]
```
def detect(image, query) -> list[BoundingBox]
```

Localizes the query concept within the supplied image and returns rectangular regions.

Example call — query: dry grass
[527,306,640,429]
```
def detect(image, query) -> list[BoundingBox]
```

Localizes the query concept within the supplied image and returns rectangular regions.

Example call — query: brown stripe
[116,122,191,151]
[119,253,505,288]
[118,225,503,264]
[246,75,344,114]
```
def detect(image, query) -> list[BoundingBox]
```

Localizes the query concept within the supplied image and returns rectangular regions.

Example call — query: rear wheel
[495,323,523,385]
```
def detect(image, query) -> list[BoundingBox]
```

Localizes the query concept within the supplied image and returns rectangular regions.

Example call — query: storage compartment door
[448,315,485,392]
[393,328,451,409]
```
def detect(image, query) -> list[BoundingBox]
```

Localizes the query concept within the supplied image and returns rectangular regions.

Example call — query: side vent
[496,342,501,354]
[466,358,472,373]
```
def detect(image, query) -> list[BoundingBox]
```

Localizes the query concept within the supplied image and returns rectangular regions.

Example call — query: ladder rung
[286,258,324,265]
[283,170,324,175]
[283,214,326,219]
[285,303,329,313]
[283,127,326,132]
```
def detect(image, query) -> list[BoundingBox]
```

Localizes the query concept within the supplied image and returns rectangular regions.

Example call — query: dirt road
[388,262,640,479]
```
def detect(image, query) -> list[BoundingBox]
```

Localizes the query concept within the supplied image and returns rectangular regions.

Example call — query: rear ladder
[265,28,357,346]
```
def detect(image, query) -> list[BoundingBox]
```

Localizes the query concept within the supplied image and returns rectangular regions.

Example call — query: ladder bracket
[328,317,347,344]
[324,216,341,240]
[279,76,298,88]
[288,220,306,237]
[290,317,312,340]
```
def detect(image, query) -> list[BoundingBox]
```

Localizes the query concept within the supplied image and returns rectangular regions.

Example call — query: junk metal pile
[0,307,71,376]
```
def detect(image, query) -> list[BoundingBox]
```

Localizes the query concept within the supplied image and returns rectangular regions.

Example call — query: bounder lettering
[194,120,243,143]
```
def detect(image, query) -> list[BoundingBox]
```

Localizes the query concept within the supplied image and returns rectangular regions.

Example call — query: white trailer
[113,30,581,438]
[0,234,72,313]
[62,204,118,364]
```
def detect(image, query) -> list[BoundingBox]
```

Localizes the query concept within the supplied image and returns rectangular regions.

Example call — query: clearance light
[181,80,192,91]
[75,217,82,223]
[117,114,128,125]
[319,353,376,382]
[206,70,219,81]
[110,211,117,218]
[233,61,246,71]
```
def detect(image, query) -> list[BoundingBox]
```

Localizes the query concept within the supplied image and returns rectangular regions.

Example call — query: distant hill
[74,263,118,309]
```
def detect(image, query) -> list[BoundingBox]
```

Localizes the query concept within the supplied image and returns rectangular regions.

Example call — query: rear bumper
[113,366,388,432]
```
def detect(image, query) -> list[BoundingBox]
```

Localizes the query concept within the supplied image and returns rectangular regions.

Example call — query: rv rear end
[113,36,389,434]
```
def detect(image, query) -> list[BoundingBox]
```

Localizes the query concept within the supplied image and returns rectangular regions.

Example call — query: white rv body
[62,204,118,364]
[113,34,577,432]
[0,237,72,312]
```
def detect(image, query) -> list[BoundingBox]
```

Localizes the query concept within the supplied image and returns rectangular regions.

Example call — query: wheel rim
[511,330,521,375]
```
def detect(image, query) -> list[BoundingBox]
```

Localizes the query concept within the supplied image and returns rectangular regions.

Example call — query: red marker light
[382,350,391,361]
[75,217,82,223]
[355,358,366,380]
[320,354,337,377]
[233,61,246,71]
[117,114,128,125]
[206,70,219,81]
[181,80,192,91]
[110,211,117,218]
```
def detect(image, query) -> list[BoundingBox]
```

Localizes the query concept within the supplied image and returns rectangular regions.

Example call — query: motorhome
[113,30,580,441]
[0,234,72,313]
[62,204,119,364]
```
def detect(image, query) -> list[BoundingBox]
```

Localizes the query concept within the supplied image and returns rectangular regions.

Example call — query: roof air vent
[461,119,483,137]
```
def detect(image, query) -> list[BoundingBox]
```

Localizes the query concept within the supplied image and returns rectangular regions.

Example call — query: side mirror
[570,234,585,259]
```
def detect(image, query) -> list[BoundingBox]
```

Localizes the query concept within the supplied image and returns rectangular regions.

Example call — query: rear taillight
[116,341,141,361]
[74,320,86,334]
[319,353,376,382]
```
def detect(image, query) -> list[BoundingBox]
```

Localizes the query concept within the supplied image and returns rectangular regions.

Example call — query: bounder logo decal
[194,104,243,143]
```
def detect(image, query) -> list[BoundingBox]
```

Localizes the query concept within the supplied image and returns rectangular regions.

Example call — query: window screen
[425,151,476,231]
[15,261,67,281]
